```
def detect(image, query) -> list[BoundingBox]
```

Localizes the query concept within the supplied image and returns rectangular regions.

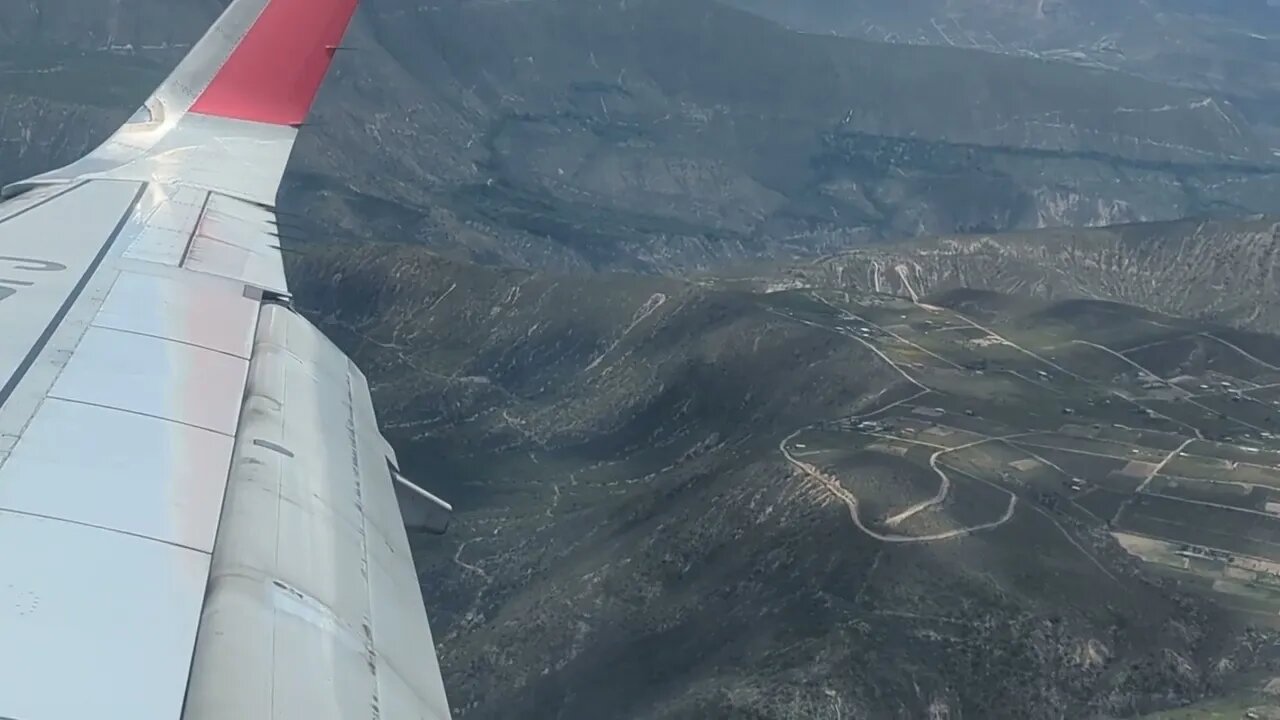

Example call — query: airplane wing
[0,2,454,719]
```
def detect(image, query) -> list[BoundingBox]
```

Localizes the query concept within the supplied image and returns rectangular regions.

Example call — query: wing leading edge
[4,0,358,207]
[0,1,452,718]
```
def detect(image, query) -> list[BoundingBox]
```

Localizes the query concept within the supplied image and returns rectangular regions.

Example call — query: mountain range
[5,0,1280,273]
[7,1,1280,717]
[288,242,1280,719]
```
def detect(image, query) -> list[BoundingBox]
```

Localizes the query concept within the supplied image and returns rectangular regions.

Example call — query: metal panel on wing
[0,512,209,720]
[0,181,144,400]
[118,184,211,267]
[0,398,234,552]
[94,270,260,358]
[48,325,248,436]
[0,0,457,716]
[349,360,455,712]
[0,183,66,222]
[182,192,289,294]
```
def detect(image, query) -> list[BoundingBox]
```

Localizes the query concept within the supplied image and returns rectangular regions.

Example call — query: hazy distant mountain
[7,2,1280,718]
[722,0,1280,80]
[6,0,1280,273]
[725,0,1280,147]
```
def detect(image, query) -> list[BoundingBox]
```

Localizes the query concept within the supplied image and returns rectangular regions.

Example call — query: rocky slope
[784,216,1280,334]
[5,4,1280,717]
[286,242,1280,719]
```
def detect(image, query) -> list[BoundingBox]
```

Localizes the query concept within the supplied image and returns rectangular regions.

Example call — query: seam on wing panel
[87,324,251,362]
[346,365,385,717]
[0,507,210,555]
[175,195,291,298]
[44,396,236,439]
[178,295,269,719]
[0,181,87,228]
[0,182,148,411]
[178,191,213,268]
[265,305,286,720]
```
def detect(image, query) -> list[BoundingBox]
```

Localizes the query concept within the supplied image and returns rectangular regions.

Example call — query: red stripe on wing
[188,0,359,127]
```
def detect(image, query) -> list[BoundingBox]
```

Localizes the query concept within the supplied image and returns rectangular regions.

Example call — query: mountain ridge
[5,0,1280,273]
[286,241,1280,718]
[782,215,1280,334]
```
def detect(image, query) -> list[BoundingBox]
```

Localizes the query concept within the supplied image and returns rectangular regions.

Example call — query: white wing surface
[0,2,453,719]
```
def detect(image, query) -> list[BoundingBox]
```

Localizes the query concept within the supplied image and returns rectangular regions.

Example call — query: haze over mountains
[6,0,1280,272]
[725,2,1280,105]
[8,1,1280,718]
[727,0,1280,178]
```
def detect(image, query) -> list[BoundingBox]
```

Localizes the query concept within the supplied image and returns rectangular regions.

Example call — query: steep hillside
[787,217,1280,334]
[5,4,1280,716]
[285,243,1280,719]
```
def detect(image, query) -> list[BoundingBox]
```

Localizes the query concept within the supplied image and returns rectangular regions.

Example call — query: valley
[770,288,1280,623]
[6,0,1280,716]
[288,244,1280,718]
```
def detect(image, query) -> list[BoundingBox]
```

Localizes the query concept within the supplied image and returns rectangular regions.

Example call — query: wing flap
[182,193,289,295]
[0,0,455,716]
[183,304,452,720]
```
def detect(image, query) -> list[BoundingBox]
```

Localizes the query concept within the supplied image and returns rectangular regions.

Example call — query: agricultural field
[768,288,1280,622]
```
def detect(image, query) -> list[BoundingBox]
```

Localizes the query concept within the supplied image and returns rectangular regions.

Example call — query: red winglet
[188,0,359,126]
